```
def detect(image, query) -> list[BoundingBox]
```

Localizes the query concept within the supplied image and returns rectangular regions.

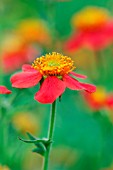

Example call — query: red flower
[0,86,12,94]
[64,7,113,51]
[11,52,96,104]
[83,87,113,111]
[2,45,38,73]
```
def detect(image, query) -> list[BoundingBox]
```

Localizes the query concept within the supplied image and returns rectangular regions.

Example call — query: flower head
[17,19,51,45]
[11,52,96,104]
[0,86,11,94]
[84,87,107,110]
[83,86,113,112]
[65,6,113,51]
[72,6,109,31]
[32,52,75,76]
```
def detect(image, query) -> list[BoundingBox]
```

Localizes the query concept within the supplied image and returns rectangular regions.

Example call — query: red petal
[63,74,96,93]
[0,86,12,94]
[35,76,66,104]
[64,32,85,52]
[22,64,37,72]
[70,71,87,79]
[63,74,84,90]
[106,94,113,108]
[11,72,42,88]
[79,82,96,93]
[102,20,113,40]
[84,31,110,50]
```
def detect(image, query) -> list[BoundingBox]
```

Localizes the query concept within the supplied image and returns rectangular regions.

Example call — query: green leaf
[26,132,37,140]
[32,142,47,156]
[27,132,52,147]
[18,137,43,144]
[18,132,52,156]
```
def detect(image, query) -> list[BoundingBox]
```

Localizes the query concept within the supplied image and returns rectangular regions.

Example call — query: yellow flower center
[32,52,75,76]
[72,6,109,31]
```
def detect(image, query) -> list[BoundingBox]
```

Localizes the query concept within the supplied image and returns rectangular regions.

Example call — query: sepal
[19,132,52,156]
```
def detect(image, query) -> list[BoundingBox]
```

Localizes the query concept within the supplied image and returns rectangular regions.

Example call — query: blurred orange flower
[72,7,109,31]
[65,6,113,51]
[12,112,39,134]
[17,19,51,46]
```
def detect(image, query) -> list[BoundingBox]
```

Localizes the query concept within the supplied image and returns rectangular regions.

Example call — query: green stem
[43,100,57,170]
[0,107,8,162]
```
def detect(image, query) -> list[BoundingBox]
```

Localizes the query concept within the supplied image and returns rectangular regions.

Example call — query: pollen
[32,52,75,76]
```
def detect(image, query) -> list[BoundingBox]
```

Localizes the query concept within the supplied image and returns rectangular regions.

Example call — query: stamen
[32,52,75,76]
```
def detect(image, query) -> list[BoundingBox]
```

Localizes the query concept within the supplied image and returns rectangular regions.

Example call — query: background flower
[64,6,113,51]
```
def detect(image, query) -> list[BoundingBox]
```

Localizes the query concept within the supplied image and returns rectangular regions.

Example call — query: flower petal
[11,72,42,88]
[22,64,37,72]
[64,32,85,52]
[79,82,96,93]
[63,74,96,93]
[0,86,12,94]
[100,21,113,42]
[70,71,87,79]
[63,74,84,90]
[35,76,66,104]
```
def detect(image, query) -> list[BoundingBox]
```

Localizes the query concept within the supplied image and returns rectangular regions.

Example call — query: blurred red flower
[2,45,38,73]
[83,87,107,110]
[84,87,113,111]
[11,52,96,104]
[0,86,11,94]
[1,33,40,73]
[64,7,113,51]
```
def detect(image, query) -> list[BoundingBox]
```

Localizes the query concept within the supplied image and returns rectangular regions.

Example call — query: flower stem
[43,100,57,170]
